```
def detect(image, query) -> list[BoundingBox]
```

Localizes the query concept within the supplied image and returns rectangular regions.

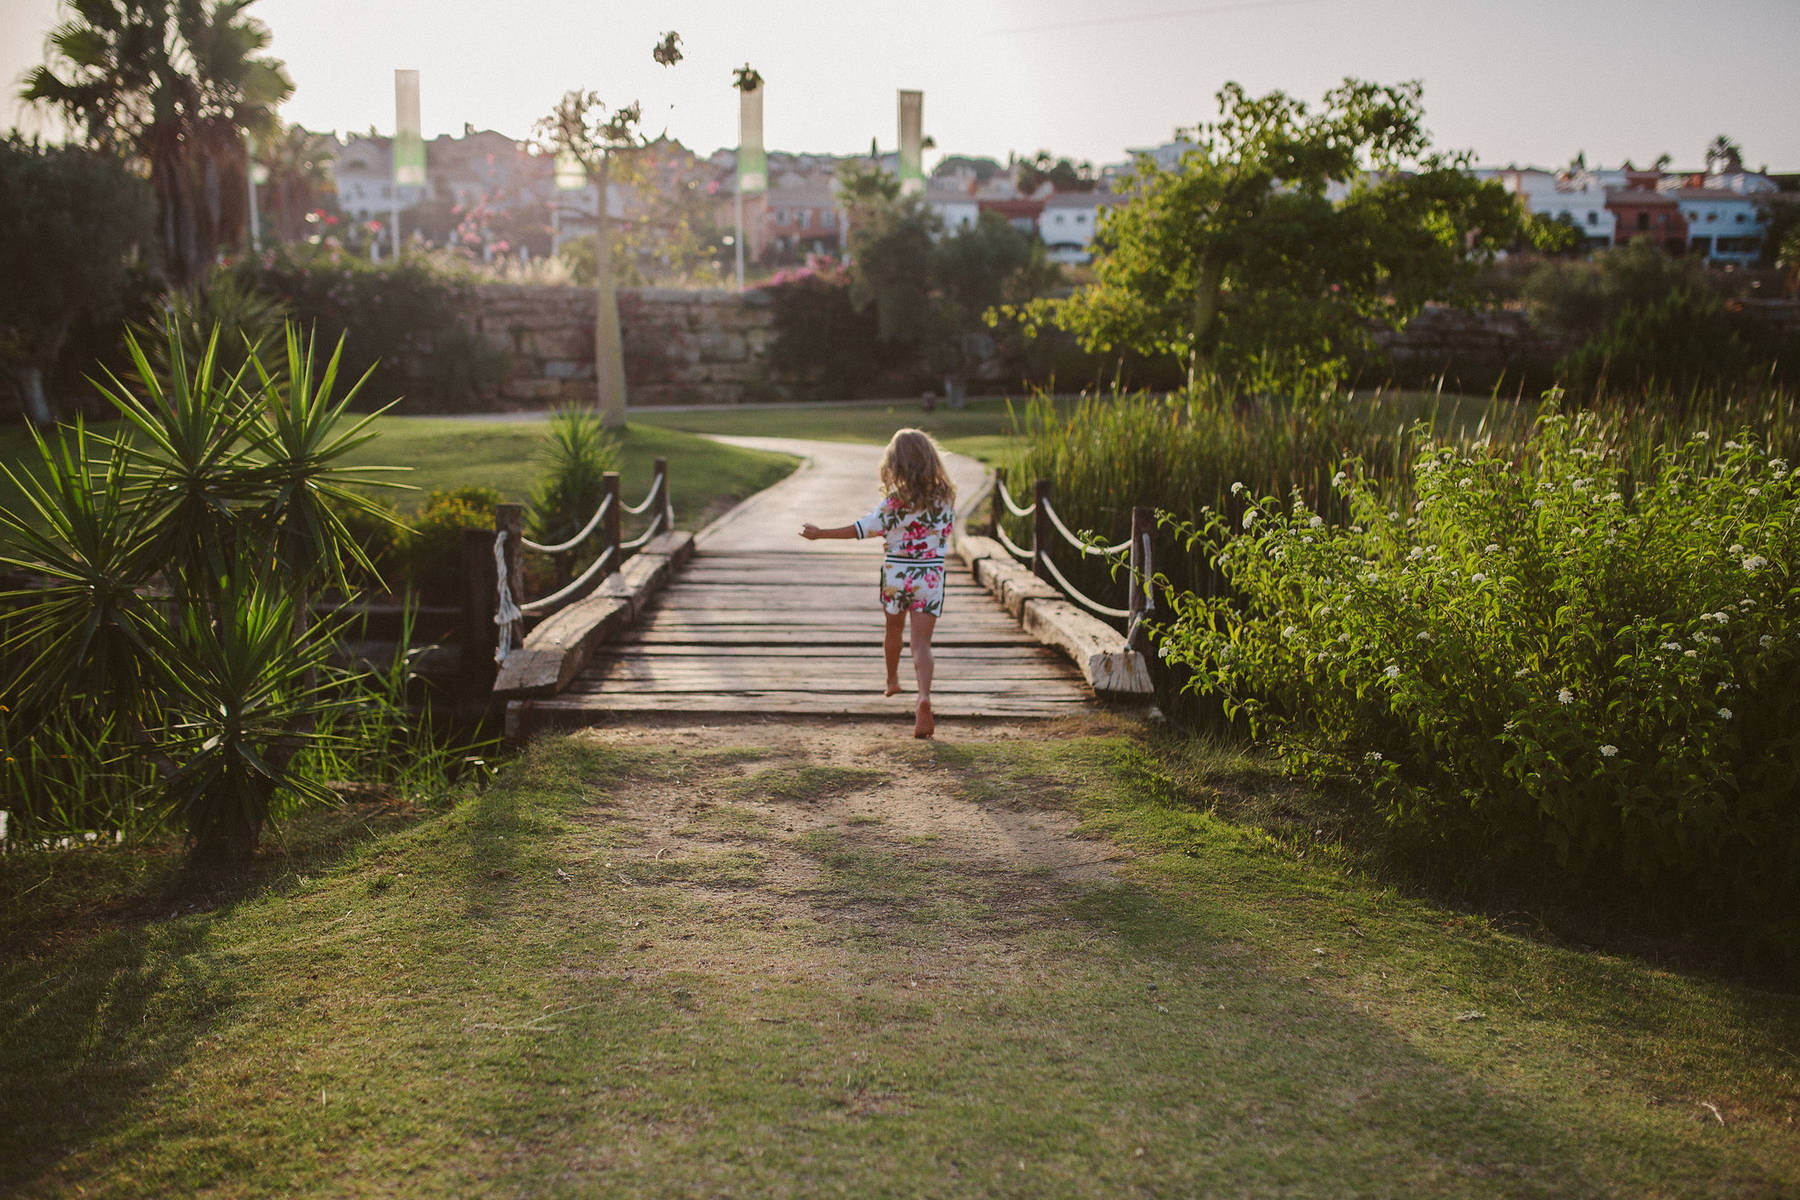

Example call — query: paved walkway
[523,437,1094,725]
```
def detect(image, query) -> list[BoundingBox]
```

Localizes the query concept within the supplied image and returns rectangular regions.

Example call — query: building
[1606,185,1687,254]
[1039,190,1124,264]
[1670,187,1766,264]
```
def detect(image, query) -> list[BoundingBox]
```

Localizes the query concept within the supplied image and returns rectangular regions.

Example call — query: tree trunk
[12,365,55,425]
[1190,252,1227,377]
[592,154,629,429]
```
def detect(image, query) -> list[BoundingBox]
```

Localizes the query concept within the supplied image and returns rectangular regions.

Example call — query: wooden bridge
[488,437,1148,736]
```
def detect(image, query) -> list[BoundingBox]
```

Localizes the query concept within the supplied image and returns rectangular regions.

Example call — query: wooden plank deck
[526,548,1094,720]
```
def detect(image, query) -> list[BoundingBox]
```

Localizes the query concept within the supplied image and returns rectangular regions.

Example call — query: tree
[255,122,335,244]
[1014,79,1524,385]
[1015,151,1096,195]
[533,31,683,428]
[845,185,1058,394]
[1706,135,1744,175]
[22,0,294,287]
[0,135,155,423]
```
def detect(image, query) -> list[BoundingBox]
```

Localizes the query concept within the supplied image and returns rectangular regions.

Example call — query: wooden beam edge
[955,518,1153,698]
[493,531,697,700]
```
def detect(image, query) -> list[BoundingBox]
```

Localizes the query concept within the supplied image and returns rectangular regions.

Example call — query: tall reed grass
[999,378,1800,720]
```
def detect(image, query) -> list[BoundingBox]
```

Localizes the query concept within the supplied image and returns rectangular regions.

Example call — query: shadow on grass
[0,915,229,1191]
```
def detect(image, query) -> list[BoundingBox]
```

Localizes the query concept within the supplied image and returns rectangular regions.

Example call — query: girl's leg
[909,610,937,738]
[883,609,905,695]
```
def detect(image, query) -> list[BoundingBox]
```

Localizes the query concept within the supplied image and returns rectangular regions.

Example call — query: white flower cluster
[1600,744,1619,757]
[1742,555,1768,572]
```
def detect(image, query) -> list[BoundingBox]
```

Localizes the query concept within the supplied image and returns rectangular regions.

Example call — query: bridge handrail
[520,492,613,555]
[482,457,677,663]
[987,466,1156,652]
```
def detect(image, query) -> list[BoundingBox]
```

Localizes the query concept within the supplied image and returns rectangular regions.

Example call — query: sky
[4,0,1799,172]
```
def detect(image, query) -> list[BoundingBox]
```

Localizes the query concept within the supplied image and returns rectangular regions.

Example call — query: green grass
[0,418,797,534]
[3,723,1794,1198]
[628,396,1039,463]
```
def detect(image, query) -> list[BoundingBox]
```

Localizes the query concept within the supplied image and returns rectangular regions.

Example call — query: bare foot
[913,700,934,739]
[884,679,903,697]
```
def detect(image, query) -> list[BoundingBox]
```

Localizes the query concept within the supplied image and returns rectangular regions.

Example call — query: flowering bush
[1160,413,1799,956]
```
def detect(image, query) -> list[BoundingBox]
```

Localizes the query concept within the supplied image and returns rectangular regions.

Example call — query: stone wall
[468,284,797,409]
[466,286,1800,409]
[1375,304,1569,392]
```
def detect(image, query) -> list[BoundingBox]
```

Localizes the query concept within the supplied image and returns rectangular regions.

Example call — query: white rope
[1037,549,1131,619]
[1039,497,1132,557]
[493,531,522,663]
[621,506,668,552]
[521,492,612,555]
[621,472,665,515]
[520,544,617,616]
[994,524,1033,562]
[996,479,1035,519]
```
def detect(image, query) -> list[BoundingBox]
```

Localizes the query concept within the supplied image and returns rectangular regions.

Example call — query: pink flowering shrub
[1160,412,1799,960]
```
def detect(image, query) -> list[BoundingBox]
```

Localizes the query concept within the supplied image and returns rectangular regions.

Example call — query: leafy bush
[226,246,510,412]
[1557,288,1753,400]
[762,260,901,398]
[391,486,504,603]
[1159,412,1799,965]
[1523,239,1724,342]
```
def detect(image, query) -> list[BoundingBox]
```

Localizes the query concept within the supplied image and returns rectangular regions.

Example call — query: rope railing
[995,477,1036,519]
[520,491,613,555]
[621,471,665,516]
[987,466,1155,653]
[1040,497,1132,558]
[477,457,677,664]
[519,544,617,617]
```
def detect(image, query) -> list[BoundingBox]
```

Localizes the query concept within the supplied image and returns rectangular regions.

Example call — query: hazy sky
[5,0,1799,171]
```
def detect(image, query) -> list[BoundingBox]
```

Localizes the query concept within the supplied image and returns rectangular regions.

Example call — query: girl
[801,429,956,739]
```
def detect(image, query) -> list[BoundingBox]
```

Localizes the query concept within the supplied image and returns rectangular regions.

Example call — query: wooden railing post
[601,472,622,572]
[460,526,498,685]
[989,466,1005,538]
[654,456,673,535]
[1032,478,1053,582]
[1128,504,1152,654]
[496,502,524,648]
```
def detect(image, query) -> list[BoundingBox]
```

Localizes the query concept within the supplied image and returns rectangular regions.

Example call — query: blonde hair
[880,428,956,512]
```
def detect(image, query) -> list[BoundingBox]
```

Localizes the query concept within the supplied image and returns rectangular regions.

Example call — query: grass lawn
[334,417,798,531]
[3,718,1794,1198]
[628,396,1035,465]
[0,418,798,536]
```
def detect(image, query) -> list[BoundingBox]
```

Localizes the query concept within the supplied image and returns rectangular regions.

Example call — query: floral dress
[853,494,955,616]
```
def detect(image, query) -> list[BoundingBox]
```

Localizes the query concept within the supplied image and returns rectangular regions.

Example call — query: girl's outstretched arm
[800,522,858,540]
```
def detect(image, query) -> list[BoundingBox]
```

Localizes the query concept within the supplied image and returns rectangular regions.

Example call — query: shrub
[226,246,509,412]
[762,260,900,398]
[391,486,504,603]
[0,322,406,861]
[1558,288,1753,400]
[527,407,619,582]
[1159,411,1799,965]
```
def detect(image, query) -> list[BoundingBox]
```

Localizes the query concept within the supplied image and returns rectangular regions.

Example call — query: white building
[924,185,980,235]
[1671,188,1766,264]
[1476,165,1613,249]
[1039,190,1125,264]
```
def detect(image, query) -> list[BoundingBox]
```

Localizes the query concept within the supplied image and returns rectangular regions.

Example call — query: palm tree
[256,122,336,243]
[1705,135,1744,176]
[21,0,293,286]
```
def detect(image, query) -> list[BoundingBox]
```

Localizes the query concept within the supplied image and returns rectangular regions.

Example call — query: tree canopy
[0,135,154,422]
[22,0,293,286]
[1013,79,1526,384]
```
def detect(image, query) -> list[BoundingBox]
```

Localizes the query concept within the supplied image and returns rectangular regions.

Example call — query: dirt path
[575,717,1123,887]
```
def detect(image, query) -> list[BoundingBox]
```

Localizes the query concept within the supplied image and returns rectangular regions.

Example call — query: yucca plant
[526,405,619,583]
[0,316,409,862]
